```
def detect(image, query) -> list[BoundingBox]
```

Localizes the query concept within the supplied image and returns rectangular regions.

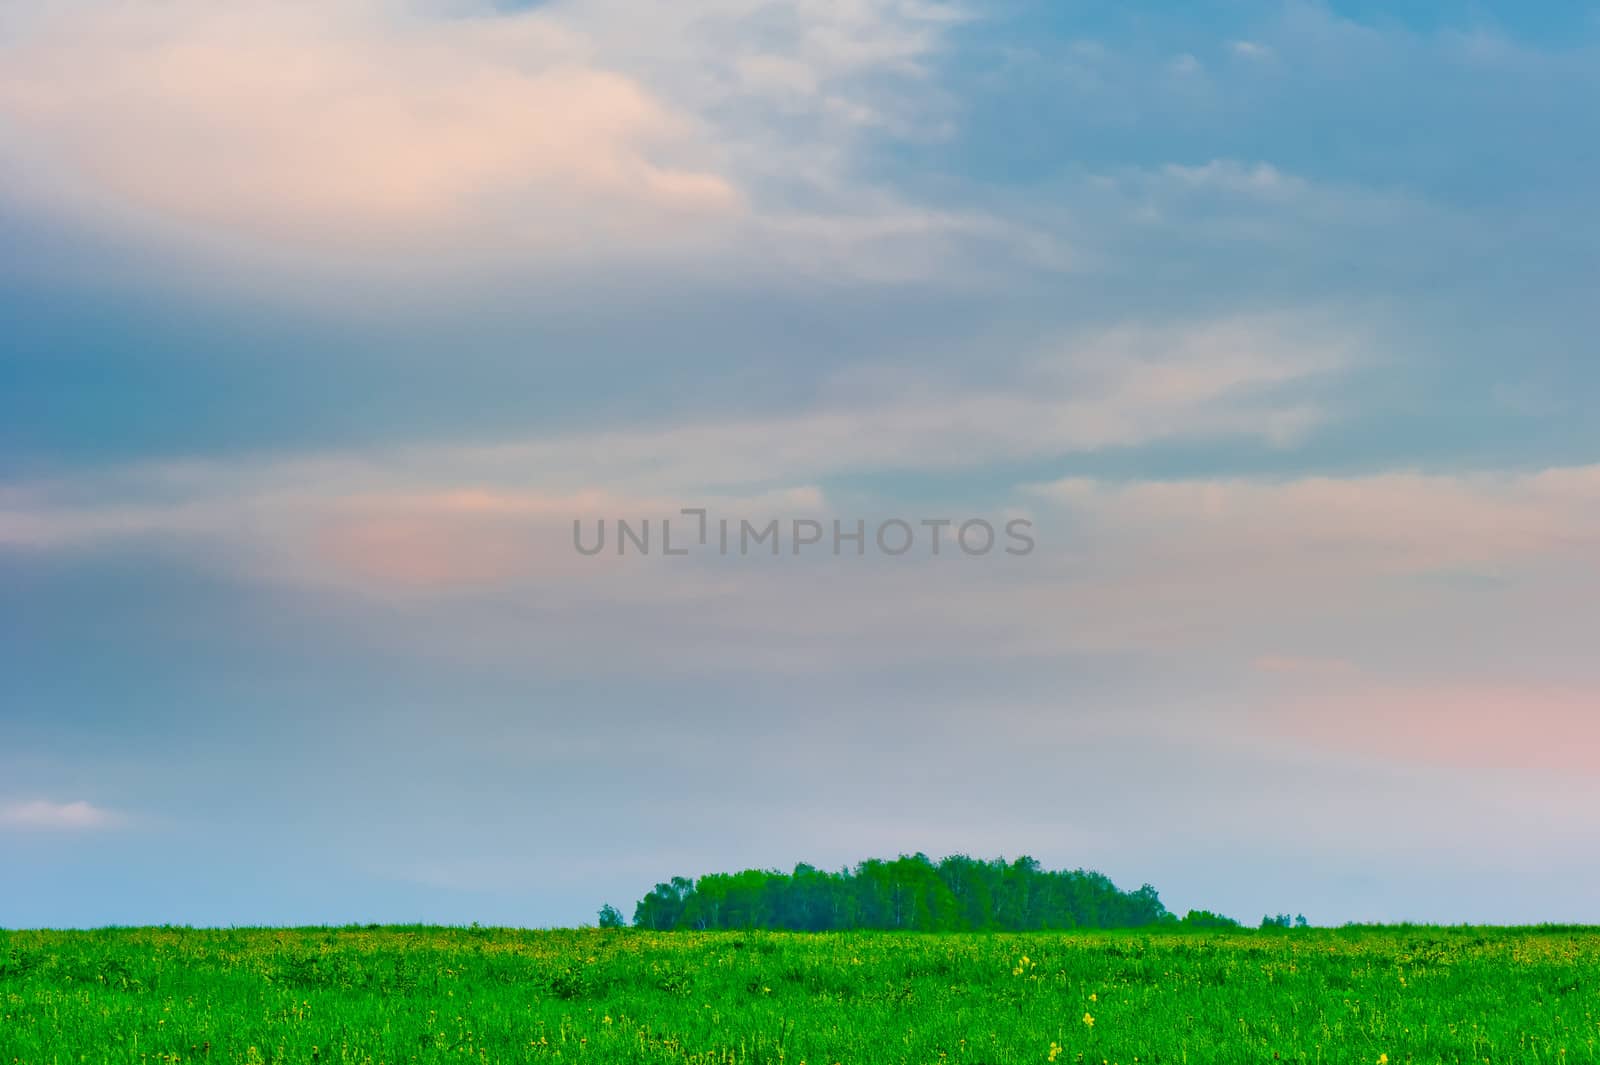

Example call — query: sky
[3,0,1600,929]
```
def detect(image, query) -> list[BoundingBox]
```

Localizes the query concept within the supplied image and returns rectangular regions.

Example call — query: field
[2,927,1596,1064]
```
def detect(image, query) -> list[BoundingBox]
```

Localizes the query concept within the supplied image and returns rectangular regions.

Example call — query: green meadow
[2,926,1595,1064]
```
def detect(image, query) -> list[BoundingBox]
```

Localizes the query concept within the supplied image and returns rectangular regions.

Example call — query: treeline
[626,854,1244,932]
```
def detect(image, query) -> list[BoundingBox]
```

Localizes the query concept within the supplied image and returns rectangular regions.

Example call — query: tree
[633,877,693,930]
[1181,909,1240,929]
[624,854,1181,932]
[597,904,626,929]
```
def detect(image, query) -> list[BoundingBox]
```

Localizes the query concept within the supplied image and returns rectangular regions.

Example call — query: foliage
[2,926,1596,1063]
[1261,913,1312,930]
[1180,909,1241,929]
[632,854,1173,932]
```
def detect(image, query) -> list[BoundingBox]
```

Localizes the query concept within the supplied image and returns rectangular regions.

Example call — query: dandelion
[1083,1012,1095,1027]
[1089,993,1098,1001]
[1049,1041,1063,1062]
[1377,1055,1388,1065]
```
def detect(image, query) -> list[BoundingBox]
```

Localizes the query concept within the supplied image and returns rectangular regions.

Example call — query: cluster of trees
[1261,912,1311,930]
[621,854,1245,932]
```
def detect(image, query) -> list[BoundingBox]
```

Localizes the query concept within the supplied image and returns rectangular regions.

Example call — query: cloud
[1159,160,1306,198]
[1169,53,1203,77]
[0,2,738,251]
[0,0,979,280]
[997,464,1600,671]
[1077,157,1440,255]
[0,311,1348,556]
[1258,683,1600,775]
[0,308,1362,677]
[0,799,121,831]
[1028,466,1600,577]
[307,484,825,592]
[9,320,1597,685]
[1252,655,1360,678]
[7,456,1597,689]
[12,461,1600,680]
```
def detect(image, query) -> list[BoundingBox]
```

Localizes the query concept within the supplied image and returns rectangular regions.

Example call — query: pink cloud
[0,1,740,253]
[1032,467,1600,576]
[315,516,530,590]
[1260,684,1600,774]
[0,799,121,831]
[1253,655,1361,677]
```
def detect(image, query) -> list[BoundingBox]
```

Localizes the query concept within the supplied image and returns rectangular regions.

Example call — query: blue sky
[3,0,1600,928]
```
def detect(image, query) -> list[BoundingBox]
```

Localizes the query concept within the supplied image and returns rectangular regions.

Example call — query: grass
[1,926,1596,1063]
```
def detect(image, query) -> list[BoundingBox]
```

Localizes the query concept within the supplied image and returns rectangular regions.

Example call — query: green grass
[2,926,1596,1063]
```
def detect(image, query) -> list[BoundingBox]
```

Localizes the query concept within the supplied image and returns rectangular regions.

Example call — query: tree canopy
[629,854,1230,932]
